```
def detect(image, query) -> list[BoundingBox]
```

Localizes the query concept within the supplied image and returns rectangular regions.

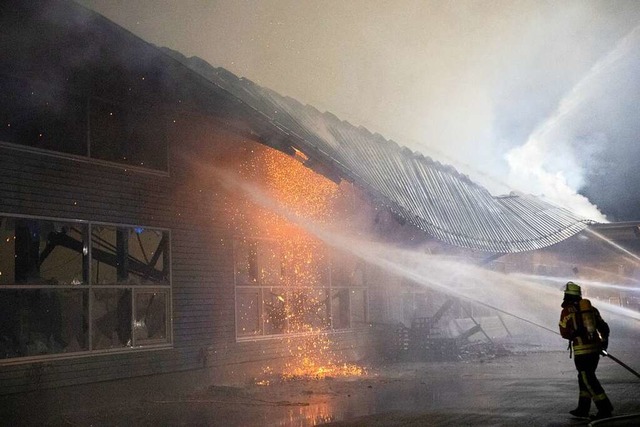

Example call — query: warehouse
[0,0,592,394]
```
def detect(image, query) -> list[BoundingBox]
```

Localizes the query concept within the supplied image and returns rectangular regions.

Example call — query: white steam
[505,137,606,222]
[504,24,640,223]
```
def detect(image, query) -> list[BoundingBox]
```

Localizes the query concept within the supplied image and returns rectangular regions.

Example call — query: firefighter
[558,281,613,420]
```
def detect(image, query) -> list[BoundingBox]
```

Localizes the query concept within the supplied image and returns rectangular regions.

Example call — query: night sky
[77,0,640,222]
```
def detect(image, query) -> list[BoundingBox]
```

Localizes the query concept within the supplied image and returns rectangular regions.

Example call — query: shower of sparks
[224,145,367,381]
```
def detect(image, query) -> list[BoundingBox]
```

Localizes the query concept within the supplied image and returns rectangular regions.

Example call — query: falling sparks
[224,144,366,382]
[283,359,366,380]
[281,332,367,380]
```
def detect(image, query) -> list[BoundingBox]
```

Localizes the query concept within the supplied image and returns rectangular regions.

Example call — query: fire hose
[443,256,640,381]
[601,350,640,380]
[465,298,640,382]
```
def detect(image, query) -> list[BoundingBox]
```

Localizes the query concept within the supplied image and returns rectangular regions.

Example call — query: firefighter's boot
[569,396,591,418]
[592,397,613,420]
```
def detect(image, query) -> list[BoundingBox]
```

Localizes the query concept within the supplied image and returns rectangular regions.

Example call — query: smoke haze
[78,0,640,221]
[214,166,640,342]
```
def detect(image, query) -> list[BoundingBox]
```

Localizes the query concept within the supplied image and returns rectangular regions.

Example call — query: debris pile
[383,298,512,362]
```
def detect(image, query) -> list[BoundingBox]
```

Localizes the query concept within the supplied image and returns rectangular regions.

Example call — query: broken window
[0,217,88,286]
[0,215,171,361]
[91,226,169,286]
[0,288,89,359]
[285,289,328,333]
[282,240,329,287]
[91,288,171,349]
[330,251,364,287]
[133,291,168,344]
[92,288,132,350]
[90,225,170,349]
[0,216,89,359]
[331,252,367,330]
[235,238,366,339]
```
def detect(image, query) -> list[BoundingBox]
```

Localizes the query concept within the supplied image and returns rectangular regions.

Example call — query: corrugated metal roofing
[164,49,590,253]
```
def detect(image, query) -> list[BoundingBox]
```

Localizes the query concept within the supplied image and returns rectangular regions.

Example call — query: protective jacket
[559,298,609,356]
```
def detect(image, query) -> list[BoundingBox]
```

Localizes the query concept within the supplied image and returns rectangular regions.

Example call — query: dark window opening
[89,97,167,171]
[236,289,262,337]
[350,289,368,326]
[331,288,350,329]
[0,289,89,359]
[0,73,168,172]
[0,75,87,156]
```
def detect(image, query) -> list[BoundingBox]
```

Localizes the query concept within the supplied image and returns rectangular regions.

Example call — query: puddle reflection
[269,378,468,426]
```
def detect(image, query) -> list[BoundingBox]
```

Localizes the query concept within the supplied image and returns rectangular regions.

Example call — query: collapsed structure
[2,0,636,394]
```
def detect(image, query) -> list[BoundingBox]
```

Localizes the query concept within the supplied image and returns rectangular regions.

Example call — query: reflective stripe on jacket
[559,299,609,355]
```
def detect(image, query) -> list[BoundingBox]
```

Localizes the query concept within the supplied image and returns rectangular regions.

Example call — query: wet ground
[2,348,640,426]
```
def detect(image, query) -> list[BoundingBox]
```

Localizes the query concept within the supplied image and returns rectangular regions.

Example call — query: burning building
[1,0,617,394]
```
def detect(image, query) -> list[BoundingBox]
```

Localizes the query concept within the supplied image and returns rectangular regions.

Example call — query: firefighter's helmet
[564,281,582,297]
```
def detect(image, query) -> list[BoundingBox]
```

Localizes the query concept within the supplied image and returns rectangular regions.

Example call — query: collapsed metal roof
[163,49,590,254]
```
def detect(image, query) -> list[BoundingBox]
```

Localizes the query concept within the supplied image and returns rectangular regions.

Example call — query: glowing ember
[279,329,367,380]
[226,144,367,383]
[283,359,366,380]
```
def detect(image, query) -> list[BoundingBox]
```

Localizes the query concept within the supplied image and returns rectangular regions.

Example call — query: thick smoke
[79,0,640,221]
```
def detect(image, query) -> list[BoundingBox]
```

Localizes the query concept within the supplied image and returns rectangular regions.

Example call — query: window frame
[0,74,170,176]
[234,237,368,342]
[0,213,172,365]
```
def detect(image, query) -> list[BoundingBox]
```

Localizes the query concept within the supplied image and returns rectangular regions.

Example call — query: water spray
[585,228,640,266]
[215,167,565,335]
[214,166,640,381]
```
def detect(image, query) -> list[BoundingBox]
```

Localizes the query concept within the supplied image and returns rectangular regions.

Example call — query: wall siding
[0,1,381,396]
[0,120,377,394]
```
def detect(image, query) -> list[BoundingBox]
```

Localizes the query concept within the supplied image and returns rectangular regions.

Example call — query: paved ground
[2,348,640,426]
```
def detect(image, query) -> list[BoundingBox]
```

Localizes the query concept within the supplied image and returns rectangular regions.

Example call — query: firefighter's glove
[601,340,608,351]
